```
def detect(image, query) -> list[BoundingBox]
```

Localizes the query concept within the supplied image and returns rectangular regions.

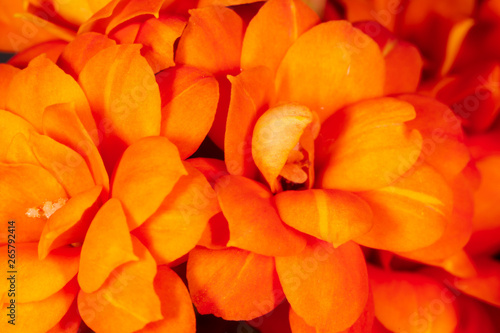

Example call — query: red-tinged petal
[454,258,500,307]
[215,175,307,256]
[0,109,35,160]
[79,199,137,293]
[225,67,274,178]
[369,267,458,333]
[197,212,230,250]
[136,266,196,333]
[29,132,96,197]
[455,296,498,333]
[275,20,385,122]
[79,0,164,34]
[187,247,283,320]
[112,136,187,230]
[176,6,243,75]
[188,157,228,188]
[0,279,78,333]
[134,163,219,265]
[466,155,500,255]
[78,237,163,333]
[399,94,470,179]
[275,189,373,247]
[135,16,186,73]
[241,0,319,73]
[157,65,219,159]
[78,44,162,170]
[39,185,103,259]
[46,299,82,333]
[289,290,374,333]
[248,300,292,333]
[355,164,453,252]
[108,21,142,44]
[0,163,67,244]
[198,0,263,5]
[43,103,109,195]
[0,244,79,304]
[276,240,369,331]
[252,104,314,192]
[316,97,422,192]
[0,64,19,109]
[8,40,67,69]
[57,32,117,80]
[27,0,95,26]
[6,55,97,136]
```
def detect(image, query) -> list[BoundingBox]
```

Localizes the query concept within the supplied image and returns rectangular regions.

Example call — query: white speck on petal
[25,208,41,218]
[26,198,68,219]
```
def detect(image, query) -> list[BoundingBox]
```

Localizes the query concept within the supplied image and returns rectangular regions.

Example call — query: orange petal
[157,65,219,159]
[42,103,109,195]
[78,237,163,333]
[57,32,117,80]
[112,136,187,230]
[241,0,319,73]
[26,0,95,26]
[252,103,314,192]
[0,163,67,244]
[215,175,307,256]
[136,266,196,333]
[79,0,164,34]
[0,64,19,110]
[224,67,274,178]
[369,267,458,333]
[79,198,138,293]
[0,243,79,304]
[355,164,453,252]
[187,157,229,188]
[38,185,103,259]
[399,94,470,180]
[135,16,186,72]
[187,247,283,320]
[316,97,422,192]
[0,279,78,333]
[275,20,385,122]
[275,240,369,331]
[198,0,263,5]
[454,257,500,307]
[197,211,230,250]
[275,189,373,247]
[175,6,243,75]
[0,109,35,160]
[78,44,162,170]
[6,55,97,136]
[134,162,219,265]
[46,299,82,333]
[8,40,67,69]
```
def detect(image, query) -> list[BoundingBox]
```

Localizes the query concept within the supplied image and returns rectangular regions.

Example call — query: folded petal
[275,20,385,122]
[134,162,219,265]
[225,67,274,178]
[0,243,79,304]
[46,299,82,333]
[79,198,138,293]
[38,185,103,259]
[78,237,163,333]
[0,279,78,333]
[215,175,307,256]
[6,55,96,136]
[157,65,219,159]
[0,109,35,161]
[57,32,117,80]
[0,163,67,244]
[241,0,319,73]
[135,16,186,72]
[197,211,230,250]
[0,64,19,109]
[275,189,373,247]
[276,240,369,331]
[187,247,283,320]
[8,40,67,69]
[316,97,422,192]
[112,136,187,230]
[454,258,500,307]
[355,164,453,252]
[369,267,458,333]
[137,266,196,333]
[188,157,229,187]
[78,44,161,170]
[175,6,243,75]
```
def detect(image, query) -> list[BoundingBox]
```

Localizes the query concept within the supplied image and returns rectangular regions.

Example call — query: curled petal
[187,247,283,320]
[0,109,35,161]
[275,20,385,122]
[276,240,369,331]
[8,40,67,69]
